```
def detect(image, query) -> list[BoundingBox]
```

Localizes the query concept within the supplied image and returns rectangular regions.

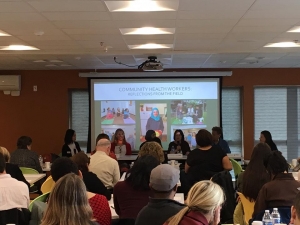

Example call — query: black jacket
[61,142,81,157]
[5,163,30,189]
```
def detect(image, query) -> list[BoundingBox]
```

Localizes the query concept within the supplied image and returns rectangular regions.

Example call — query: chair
[230,158,243,178]
[0,208,30,225]
[20,167,39,174]
[237,192,255,225]
[41,176,55,194]
[29,192,50,211]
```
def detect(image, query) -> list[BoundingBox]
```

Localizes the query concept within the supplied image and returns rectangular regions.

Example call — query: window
[222,87,243,155]
[69,89,89,152]
[254,87,300,161]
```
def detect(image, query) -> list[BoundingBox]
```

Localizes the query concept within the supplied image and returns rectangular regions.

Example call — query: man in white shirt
[89,139,120,190]
[0,153,29,210]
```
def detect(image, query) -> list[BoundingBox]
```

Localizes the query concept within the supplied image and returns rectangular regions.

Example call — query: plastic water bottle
[39,155,43,167]
[271,208,281,224]
[262,210,273,225]
[171,146,175,154]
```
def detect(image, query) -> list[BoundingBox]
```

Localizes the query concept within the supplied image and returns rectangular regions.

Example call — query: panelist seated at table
[10,136,43,173]
[253,151,300,219]
[111,129,132,156]
[140,130,162,150]
[62,129,81,157]
[113,155,160,224]
[135,164,185,225]
[185,130,232,187]
[212,126,231,154]
[0,146,30,189]
[30,157,111,225]
[167,129,191,155]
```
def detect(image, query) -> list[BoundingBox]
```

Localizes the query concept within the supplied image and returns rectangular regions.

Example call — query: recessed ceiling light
[105,1,178,12]
[287,26,300,33]
[60,64,72,67]
[45,64,57,67]
[0,45,39,50]
[120,27,175,35]
[0,30,11,37]
[128,43,173,49]
[33,60,47,63]
[264,42,300,47]
[49,59,63,63]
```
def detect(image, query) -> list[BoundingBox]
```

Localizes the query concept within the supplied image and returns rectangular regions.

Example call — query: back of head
[261,130,276,148]
[96,133,110,144]
[145,130,156,141]
[0,146,10,162]
[212,126,223,136]
[41,173,93,225]
[126,155,160,190]
[243,143,271,201]
[17,136,32,149]
[51,157,79,182]
[167,180,225,225]
[0,153,6,173]
[71,152,89,173]
[139,141,164,163]
[150,164,179,193]
[267,150,289,176]
[293,192,300,222]
[196,129,212,147]
[64,129,75,145]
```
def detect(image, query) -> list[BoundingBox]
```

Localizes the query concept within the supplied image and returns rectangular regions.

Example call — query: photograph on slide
[170,100,207,125]
[100,101,136,125]
[101,125,136,150]
[139,103,167,142]
[171,125,207,149]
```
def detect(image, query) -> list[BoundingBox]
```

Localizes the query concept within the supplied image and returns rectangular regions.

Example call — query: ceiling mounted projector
[138,56,163,72]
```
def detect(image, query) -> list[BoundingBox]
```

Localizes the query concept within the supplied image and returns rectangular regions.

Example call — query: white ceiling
[1,0,300,70]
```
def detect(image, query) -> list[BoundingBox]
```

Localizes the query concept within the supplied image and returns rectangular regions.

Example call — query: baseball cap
[150,164,180,192]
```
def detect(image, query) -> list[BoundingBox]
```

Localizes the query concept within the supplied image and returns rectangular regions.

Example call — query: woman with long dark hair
[62,129,81,157]
[260,130,278,151]
[167,129,191,155]
[113,155,160,224]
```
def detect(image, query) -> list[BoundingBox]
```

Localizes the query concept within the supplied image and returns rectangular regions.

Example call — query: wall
[1,68,300,158]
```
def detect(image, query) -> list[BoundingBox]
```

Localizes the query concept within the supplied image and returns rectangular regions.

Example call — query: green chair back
[229,158,243,178]
[20,167,39,174]
[29,192,50,211]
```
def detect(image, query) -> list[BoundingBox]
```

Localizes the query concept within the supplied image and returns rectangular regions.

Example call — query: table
[117,155,137,161]
[24,174,46,185]
[109,193,184,219]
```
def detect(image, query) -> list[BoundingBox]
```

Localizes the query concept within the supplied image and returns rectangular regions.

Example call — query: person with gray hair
[89,139,120,190]
[135,164,185,225]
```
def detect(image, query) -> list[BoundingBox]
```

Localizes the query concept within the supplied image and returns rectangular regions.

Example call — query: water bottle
[262,210,273,225]
[171,146,175,154]
[39,155,43,167]
[271,208,281,224]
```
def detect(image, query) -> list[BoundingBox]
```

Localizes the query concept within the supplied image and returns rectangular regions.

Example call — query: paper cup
[292,159,298,167]
[45,162,51,169]
[252,221,263,225]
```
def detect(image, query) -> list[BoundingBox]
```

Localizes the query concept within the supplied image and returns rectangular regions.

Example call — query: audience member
[165,180,224,225]
[135,164,185,225]
[167,129,191,155]
[10,136,42,173]
[139,141,165,163]
[0,153,29,210]
[139,130,156,149]
[253,151,300,217]
[71,152,111,200]
[0,146,30,189]
[260,130,278,151]
[89,139,120,190]
[111,128,132,156]
[212,127,231,154]
[234,143,271,225]
[185,129,232,186]
[62,129,81,157]
[41,173,98,225]
[291,192,300,225]
[113,155,160,223]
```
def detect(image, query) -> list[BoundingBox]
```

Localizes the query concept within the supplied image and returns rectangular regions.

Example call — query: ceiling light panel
[120,27,175,35]
[0,45,39,50]
[264,42,300,47]
[288,26,300,32]
[128,43,173,49]
[105,1,179,12]
[0,30,11,36]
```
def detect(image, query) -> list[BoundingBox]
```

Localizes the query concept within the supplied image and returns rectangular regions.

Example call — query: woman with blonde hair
[139,141,165,163]
[165,180,224,225]
[41,173,98,225]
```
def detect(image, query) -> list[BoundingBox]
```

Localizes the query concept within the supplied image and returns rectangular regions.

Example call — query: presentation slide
[91,78,220,151]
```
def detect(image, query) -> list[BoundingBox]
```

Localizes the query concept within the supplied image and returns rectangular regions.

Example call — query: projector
[138,56,164,72]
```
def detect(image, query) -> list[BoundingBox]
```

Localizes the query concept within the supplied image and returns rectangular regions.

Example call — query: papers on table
[24,174,46,184]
